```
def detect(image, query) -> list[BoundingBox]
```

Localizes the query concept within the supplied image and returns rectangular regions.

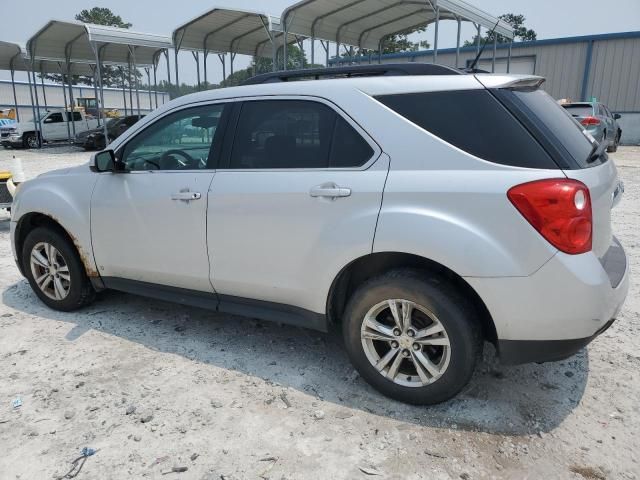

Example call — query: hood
[37,163,89,178]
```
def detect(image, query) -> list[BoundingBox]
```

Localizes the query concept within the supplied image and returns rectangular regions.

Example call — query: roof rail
[242,63,464,85]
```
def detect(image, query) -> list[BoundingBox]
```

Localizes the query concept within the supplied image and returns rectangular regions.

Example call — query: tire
[22,227,95,312]
[342,269,482,405]
[608,133,619,153]
[23,132,39,149]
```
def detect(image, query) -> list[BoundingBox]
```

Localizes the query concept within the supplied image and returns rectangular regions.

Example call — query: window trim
[114,100,234,173]
[218,95,381,172]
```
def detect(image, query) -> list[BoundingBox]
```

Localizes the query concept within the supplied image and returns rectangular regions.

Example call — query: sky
[2,0,639,85]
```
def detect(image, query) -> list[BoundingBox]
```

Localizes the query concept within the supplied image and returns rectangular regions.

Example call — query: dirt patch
[1,146,639,479]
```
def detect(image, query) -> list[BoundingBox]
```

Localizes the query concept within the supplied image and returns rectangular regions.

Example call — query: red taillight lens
[508,179,592,255]
[580,116,601,126]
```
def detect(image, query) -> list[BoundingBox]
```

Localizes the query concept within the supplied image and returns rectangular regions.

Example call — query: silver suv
[9,65,629,405]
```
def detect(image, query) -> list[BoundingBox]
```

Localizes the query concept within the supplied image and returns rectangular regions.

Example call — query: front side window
[120,104,225,171]
[45,113,63,123]
[229,100,373,170]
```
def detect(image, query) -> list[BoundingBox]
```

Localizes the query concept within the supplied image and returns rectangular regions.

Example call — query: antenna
[468,20,501,72]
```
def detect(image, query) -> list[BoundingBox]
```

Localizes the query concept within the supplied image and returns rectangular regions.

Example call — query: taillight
[508,179,592,255]
[580,116,601,126]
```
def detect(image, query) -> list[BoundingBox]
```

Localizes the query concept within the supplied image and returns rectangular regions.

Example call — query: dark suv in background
[74,115,145,151]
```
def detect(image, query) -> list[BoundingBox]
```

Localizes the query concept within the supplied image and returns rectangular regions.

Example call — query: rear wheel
[22,227,95,311]
[342,270,481,405]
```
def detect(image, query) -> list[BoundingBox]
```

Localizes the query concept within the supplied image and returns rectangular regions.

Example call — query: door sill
[101,277,327,332]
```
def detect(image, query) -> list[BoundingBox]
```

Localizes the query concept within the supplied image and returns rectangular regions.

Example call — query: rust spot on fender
[46,214,100,278]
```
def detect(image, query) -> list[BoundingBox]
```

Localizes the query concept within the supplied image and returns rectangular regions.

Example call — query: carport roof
[27,20,172,67]
[0,40,95,76]
[282,0,514,50]
[0,41,24,71]
[173,7,300,58]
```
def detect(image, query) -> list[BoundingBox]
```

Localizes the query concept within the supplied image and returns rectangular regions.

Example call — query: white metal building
[0,79,169,121]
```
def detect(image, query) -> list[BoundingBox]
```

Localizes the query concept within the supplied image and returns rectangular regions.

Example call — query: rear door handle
[171,191,202,202]
[310,183,352,199]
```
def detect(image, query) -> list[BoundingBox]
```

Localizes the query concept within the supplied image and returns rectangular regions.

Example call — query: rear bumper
[498,319,615,364]
[468,236,629,364]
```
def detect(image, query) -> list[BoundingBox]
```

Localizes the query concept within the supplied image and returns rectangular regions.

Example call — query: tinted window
[377,90,557,169]
[121,104,225,171]
[230,100,337,169]
[507,89,595,168]
[66,112,82,121]
[563,105,594,117]
[330,117,374,168]
[46,113,63,123]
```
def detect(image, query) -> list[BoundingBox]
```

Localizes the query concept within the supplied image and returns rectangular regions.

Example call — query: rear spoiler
[475,75,546,90]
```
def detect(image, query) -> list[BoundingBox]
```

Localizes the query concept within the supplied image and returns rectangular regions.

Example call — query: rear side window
[376,90,558,169]
[229,100,373,170]
[330,117,374,168]
[499,89,596,168]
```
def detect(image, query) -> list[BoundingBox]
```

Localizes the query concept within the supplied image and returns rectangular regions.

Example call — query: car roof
[108,72,542,150]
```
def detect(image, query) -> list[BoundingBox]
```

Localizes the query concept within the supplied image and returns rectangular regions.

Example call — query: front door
[91,103,228,292]
[207,98,388,315]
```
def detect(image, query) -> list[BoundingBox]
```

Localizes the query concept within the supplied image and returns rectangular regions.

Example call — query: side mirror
[614,113,622,120]
[92,150,116,173]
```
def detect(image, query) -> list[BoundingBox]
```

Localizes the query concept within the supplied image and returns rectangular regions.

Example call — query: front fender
[12,170,99,277]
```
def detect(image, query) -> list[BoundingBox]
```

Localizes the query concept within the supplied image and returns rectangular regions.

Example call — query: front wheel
[342,270,481,405]
[22,227,95,311]
[23,133,40,149]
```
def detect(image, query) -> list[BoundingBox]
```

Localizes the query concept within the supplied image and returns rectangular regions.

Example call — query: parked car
[74,115,145,151]
[1,109,100,149]
[9,66,629,405]
[562,101,622,153]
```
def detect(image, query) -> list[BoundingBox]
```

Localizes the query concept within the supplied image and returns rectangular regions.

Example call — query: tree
[75,7,132,28]
[464,13,537,46]
[220,45,318,87]
[41,7,138,88]
[337,27,430,61]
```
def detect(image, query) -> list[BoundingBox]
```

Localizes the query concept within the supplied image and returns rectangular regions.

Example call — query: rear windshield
[376,90,558,169]
[563,105,594,117]
[497,89,598,169]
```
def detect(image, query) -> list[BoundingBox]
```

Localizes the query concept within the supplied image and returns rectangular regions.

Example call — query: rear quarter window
[376,90,558,169]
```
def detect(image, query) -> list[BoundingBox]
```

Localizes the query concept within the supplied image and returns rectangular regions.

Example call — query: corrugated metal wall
[588,38,640,112]
[369,32,640,113]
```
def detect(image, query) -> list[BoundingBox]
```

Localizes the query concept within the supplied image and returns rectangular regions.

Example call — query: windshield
[563,105,594,117]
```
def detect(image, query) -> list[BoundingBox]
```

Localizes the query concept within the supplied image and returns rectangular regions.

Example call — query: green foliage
[464,13,537,47]
[75,7,132,28]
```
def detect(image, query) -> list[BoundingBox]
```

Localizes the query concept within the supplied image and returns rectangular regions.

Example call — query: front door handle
[171,191,202,202]
[310,183,352,199]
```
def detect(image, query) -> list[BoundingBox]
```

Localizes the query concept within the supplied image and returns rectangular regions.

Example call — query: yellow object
[0,171,12,181]
[0,108,17,120]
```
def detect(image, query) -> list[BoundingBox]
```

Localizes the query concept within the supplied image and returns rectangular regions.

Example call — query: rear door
[207,97,387,315]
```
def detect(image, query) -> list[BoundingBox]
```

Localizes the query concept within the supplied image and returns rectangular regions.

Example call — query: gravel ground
[0,145,638,480]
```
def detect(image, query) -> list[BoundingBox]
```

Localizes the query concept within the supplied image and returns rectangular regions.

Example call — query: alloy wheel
[360,299,451,388]
[29,242,71,301]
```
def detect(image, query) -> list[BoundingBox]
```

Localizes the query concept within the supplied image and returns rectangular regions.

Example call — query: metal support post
[455,16,461,68]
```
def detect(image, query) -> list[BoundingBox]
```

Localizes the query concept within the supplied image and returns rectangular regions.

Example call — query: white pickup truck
[1,110,100,149]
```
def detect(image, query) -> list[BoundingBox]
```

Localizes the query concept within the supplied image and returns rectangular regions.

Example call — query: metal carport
[281,0,514,70]
[173,8,302,87]
[27,20,172,146]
